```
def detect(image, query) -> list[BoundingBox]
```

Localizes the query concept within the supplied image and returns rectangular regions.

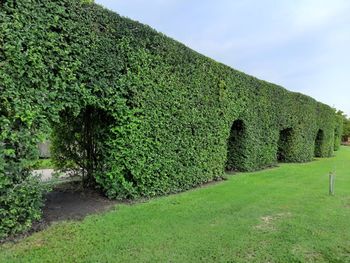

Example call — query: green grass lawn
[1,147,350,263]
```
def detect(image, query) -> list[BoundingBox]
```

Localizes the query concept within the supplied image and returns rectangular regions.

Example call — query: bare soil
[42,181,118,222]
[2,181,119,243]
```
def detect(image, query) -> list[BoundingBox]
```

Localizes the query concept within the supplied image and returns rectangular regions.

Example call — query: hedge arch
[0,0,343,238]
[277,128,294,162]
[226,119,246,172]
[50,105,116,186]
[314,129,325,157]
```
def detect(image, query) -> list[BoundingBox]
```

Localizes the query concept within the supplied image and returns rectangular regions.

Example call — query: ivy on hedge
[0,0,343,238]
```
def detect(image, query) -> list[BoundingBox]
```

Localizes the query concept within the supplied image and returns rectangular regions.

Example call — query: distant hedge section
[0,0,342,238]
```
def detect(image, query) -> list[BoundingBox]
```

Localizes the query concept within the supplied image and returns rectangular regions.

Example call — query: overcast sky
[95,0,350,116]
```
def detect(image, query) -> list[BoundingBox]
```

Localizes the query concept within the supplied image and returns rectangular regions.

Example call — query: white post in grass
[329,172,335,196]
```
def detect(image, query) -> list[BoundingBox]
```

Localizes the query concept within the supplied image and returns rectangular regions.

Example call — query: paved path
[33,169,69,181]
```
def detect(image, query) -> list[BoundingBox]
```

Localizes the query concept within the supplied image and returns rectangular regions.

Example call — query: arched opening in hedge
[314,129,325,157]
[226,119,246,172]
[277,128,293,162]
[50,105,115,187]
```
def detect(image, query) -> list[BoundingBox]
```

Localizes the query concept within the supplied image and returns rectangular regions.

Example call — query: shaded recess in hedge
[0,0,343,238]
[226,119,246,171]
[277,128,294,162]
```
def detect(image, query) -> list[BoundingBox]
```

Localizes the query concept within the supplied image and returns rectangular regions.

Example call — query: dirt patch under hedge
[2,181,119,243]
[43,181,118,222]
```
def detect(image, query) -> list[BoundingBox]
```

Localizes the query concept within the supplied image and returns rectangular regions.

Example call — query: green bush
[0,175,47,240]
[340,112,350,142]
[0,0,343,238]
[333,111,343,150]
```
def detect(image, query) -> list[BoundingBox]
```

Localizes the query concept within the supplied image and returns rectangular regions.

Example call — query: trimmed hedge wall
[0,0,342,238]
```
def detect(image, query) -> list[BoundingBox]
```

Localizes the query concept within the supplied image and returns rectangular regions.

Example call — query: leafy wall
[0,0,342,238]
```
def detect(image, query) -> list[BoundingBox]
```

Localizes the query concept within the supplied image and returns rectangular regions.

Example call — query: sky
[95,0,350,116]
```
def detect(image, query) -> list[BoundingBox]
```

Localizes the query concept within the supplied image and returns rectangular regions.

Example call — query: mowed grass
[1,147,350,263]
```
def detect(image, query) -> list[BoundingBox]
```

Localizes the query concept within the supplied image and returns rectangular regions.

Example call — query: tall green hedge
[0,0,342,238]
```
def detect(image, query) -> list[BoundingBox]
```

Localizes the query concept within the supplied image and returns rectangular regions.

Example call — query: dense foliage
[339,112,350,142]
[0,0,342,238]
[343,119,350,141]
